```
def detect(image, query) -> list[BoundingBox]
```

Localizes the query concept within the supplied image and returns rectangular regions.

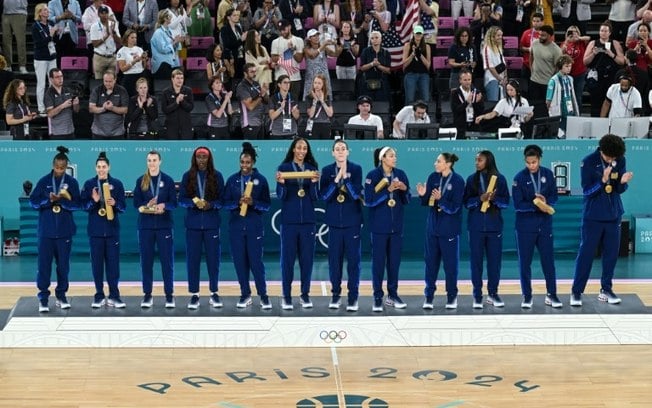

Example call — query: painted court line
[330,346,345,408]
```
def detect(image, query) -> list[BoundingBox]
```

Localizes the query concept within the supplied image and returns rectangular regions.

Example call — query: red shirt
[519,28,540,69]
[626,39,652,71]
[104,0,125,13]
[563,40,587,77]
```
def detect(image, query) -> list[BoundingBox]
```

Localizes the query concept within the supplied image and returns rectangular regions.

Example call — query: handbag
[495,62,506,74]
[366,78,382,90]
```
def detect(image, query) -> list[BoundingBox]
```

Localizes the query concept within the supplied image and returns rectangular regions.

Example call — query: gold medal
[98,208,107,217]
[52,205,61,213]
[387,198,396,207]
[605,185,613,194]
[337,194,345,203]
[297,189,306,198]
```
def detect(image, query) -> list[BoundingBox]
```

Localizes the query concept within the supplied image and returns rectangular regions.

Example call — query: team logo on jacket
[253,178,259,185]
[541,177,546,183]
[159,181,164,187]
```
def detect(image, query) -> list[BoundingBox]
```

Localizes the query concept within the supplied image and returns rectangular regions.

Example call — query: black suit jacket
[451,87,485,138]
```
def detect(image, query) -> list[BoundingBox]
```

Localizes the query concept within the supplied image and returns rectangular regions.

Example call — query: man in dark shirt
[161,68,194,140]
[89,70,129,139]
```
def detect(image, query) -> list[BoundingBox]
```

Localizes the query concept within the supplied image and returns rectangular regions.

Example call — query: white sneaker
[91,298,106,308]
[281,297,293,310]
[300,295,313,309]
[346,300,359,312]
[18,66,28,74]
[236,296,253,308]
[165,296,176,308]
[140,295,153,308]
[55,297,71,309]
[486,294,505,307]
[385,295,407,309]
[38,299,49,313]
[445,297,457,309]
[598,289,621,304]
[545,294,563,308]
[570,293,582,307]
[422,297,434,310]
[328,295,341,309]
[107,298,126,308]
[473,297,484,309]
[521,296,533,309]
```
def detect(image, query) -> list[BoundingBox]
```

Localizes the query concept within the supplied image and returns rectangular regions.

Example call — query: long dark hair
[244,29,265,58]
[471,150,498,194]
[186,146,218,200]
[282,137,318,168]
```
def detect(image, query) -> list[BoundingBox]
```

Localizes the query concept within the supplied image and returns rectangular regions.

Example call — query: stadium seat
[61,56,89,71]
[457,17,472,29]
[190,36,215,50]
[435,36,454,56]
[438,17,455,36]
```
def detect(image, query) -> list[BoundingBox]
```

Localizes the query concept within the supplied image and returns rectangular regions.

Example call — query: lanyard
[618,90,632,114]
[240,173,251,195]
[196,172,206,199]
[51,173,64,194]
[96,178,106,209]
[439,173,452,198]
[479,173,486,193]
[149,174,160,199]
[277,92,291,116]
[529,171,541,194]
[292,162,305,186]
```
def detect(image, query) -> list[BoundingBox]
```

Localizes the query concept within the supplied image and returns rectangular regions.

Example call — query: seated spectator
[123,0,158,51]
[357,31,391,102]
[205,76,233,140]
[601,73,642,118]
[305,73,334,139]
[90,6,122,80]
[3,79,37,140]
[626,22,652,70]
[126,77,159,138]
[475,79,533,132]
[253,0,282,51]
[206,43,235,90]
[341,0,366,39]
[245,29,274,90]
[45,68,80,140]
[117,29,150,97]
[547,55,580,134]
[150,10,183,79]
[617,49,650,114]
[268,75,300,139]
[451,69,485,139]
[392,100,430,139]
[161,68,194,139]
[236,62,270,139]
[335,21,360,80]
[188,0,212,37]
[89,71,130,139]
[347,95,383,139]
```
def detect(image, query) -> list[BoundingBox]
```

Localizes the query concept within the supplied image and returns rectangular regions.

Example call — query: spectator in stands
[358,31,391,102]
[269,74,300,138]
[369,0,403,59]
[90,6,122,80]
[305,73,334,139]
[161,68,193,139]
[4,79,37,140]
[205,76,233,139]
[151,9,183,79]
[105,0,126,31]
[473,0,502,22]
[207,43,235,89]
[627,10,652,43]
[519,12,543,84]
[561,25,590,108]
[271,19,305,101]
[448,27,476,92]
[348,95,384,139]
[117,29,149,97]
[609,0,637,43]
[558,0,593,36]
[123,0,159,50]
[529,25,562,103]
[188,0,212,37]
[236,62,270,139]
[33,3,59,116]
[82,0,116,41]
[335,21,360,80]
[471,4,500,79]
[452,0,474,20]
[126,77,159,138]
[89,71,129,139]
[392,100,430,139]
[475,79,534,131]
[341,0,366,40]
[401,25,431,105]
[0,56,15,117]
[451,69,484,139]
[528,0,552,27]
[637,0,652,18]
[617,49,650,114]
[303,28,337,102]
[583,21,625,117]
[168,0,191,60]
[278,0,308,39]
[547,55,579,134]
[245,29,274,90]
[220,9,247,81]
[481,26,506,102]
[626,22,652,70]
[253,0,282,51]
[314,0,341,45]
[44,68,80,139]
[48,0,83,69]
[2,1,28,74]
[601,73,642,118]
[217,0,234,29]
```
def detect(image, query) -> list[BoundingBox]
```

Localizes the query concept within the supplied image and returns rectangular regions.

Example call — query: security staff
[512,145,562,309]
[364,146,411,312]
[571,134,633,306]
[275,137,320,310]
[417,153,465,310]
[30,146,80,312]
[319,140,363,312]
[178,147,225,310]
[463,150,510,309]
[223,142,272,310]
[80,152,126,309]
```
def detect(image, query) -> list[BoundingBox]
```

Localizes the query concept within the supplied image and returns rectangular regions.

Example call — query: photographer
[44,68,80,140]
[561,25,591,107]
[625,22,652,70]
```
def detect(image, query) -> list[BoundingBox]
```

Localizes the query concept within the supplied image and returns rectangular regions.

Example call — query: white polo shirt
[606,84,642,118]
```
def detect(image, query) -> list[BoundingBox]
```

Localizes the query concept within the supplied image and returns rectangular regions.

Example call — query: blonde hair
[484,26,503,53]
[0,55,6,70]
[156,9,169,29]
[140,151,162,191]
[34,3,48,20]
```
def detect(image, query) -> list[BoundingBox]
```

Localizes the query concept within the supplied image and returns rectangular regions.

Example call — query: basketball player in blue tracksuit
[30,146,80,312]
[417,153,465,310]
[463,150,510,309]
[223,142,272,309]
[512,144,562,309]
[319,139,363,312]
[571,134,633,306]
[178,147,225,310]
[133,150,178,309]
[276,137,320,310]
[80,152,126,309]
[364,146,411,312]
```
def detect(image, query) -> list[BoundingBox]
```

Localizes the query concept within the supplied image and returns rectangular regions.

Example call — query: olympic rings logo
[271,208,330,249]
[319,330,348,344]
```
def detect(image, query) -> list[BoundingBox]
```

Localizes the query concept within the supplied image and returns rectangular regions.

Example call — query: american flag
[390,0,421,69]
[279,48,300,76]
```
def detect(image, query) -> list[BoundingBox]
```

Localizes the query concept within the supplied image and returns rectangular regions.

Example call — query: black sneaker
[91,296,106,308]
[209,293,223,308]
[187,295,200,310]
[300,294,313,309]
[38,298,49,313]
[487,294,505,307]
[346,298,359,312]
[141,294,153,308]
[372,298,383,312]
[385,295,407,309]
[521,295,533,309]
[55,296,71,309]
[545,293,563,308]
[473,296,483,309]
[329,295,341,309]
[598,289,622,304]
[260,295,272,310]
[107,298,126,308]
[237,295,253,308]
[165,295,175,308]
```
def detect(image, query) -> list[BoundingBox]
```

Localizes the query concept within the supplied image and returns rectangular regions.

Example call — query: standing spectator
[89,71,130,139]
[558,0,594,36]
[82,0,116,40]
[2,0,29,73]
[481,25,506,102]
[123,0,159,50]
[236,63,270,139]
[278,0,308,39]
[90,6,122,80]
[627,10,652,43]
[44,68,80,140]
[617,49,650,114]
[451,69,484,139]
[368,0,403,66]
[205,76,233,139]
[452,0,474,19]
[269,75,301,138]
[245,29,274,90]
[571,134,633,306]
[168,0,191,60]
[305,74,334,139]
[335,21,360,79]
[561,25,590,108]
[188,0,212,37]
[341,0,367,42]
[220,9,247,81]
[401,25,431,105]
[4,79,37,140]
[48,0,83,68]
[151,9,183,79]
[271,19,305,101]
[601,73,642,118]
[313,0,341,44]
[161,68,193,139]
[303,29,337,102]
[547,55,580,134]
[33,3,59,116]
[358,31,391,102]
[519,12,543,85]
[609,0,637,43]
[529,25,562,103]
[117,29,149,97]
[0,56,15,115]
[207,43,235,89]
[125,77,159,138]
[105,0,126,32]
[626,22,652,70]
[448,27,477,91]
[253,0,282,51]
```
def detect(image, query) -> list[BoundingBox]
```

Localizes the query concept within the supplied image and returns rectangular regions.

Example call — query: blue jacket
[420,171,465,237]
[223,169,271,232]
[29,172,80,238]
[81,175,126,237]
[581,148,627,222]
[276,161,319,225]
[133,172,177,230]
[512,166,558,233]
[48,0,82,45]
[151,26,180,73]
[319,161,363,228]
[178,169,224,230]
[364,166,411,234]
[464,172,510,232]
